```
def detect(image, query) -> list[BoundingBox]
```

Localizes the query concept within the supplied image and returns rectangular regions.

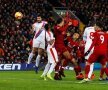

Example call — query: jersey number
[100,35,104,43]
[89,32,94,39]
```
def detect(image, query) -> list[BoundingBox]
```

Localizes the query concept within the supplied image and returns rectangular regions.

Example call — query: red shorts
[55,44,68,57]
[88,50,107,65]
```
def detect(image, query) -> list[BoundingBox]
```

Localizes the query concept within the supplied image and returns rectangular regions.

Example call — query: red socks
[74,66,79,76]
[85,65,90,79]
[105,68,108,76]
[100,68,105,78]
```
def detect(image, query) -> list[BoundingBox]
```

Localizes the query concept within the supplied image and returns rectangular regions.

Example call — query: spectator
[0,45,5,63]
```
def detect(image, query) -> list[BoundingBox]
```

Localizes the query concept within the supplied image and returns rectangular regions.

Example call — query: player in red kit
[63,32,84,80]
[80,23,108,83]
[54,18,80,80]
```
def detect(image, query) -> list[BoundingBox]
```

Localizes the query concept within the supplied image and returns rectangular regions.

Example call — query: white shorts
[84,46,94,60]
[47,47,58,64]
[33,39,45,49]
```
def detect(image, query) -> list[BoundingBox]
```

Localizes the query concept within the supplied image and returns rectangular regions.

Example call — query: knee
[86,61,91,65]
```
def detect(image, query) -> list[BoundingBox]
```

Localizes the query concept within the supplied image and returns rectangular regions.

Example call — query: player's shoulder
[97,30,104,34]
[54,25,60,30]
[32,22,38,26]
[42,21,48,24]
[85,26,94,31]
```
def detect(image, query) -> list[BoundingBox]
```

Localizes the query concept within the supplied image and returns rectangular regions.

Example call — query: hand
[84,50,90,56]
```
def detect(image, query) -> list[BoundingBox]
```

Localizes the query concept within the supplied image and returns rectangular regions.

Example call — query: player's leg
[47,63,56,80]
[47,48,58,80]
[27,40,39,67]
[54,61,62,80]
[35,42,45,73]
[27,47,37,68]
[35,48,44,73]
[59,59,69,77]
[63,50,80,78]
[76,59,84,80]
[41,62,51,77]
[100,59,108,80]
[84,53,98,79]
[54,46,63,80]
[88,63,94,79]
[85,47,94,80]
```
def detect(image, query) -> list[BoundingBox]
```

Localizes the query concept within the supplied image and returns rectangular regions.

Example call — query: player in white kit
[41,24,58,80]
[83,26,95,79]
[27,15,47,73]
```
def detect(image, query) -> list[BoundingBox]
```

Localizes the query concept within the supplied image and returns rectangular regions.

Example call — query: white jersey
[46,31,58,63]
[46,31,55,48]
[83,26,95,59]
[83,27,95,48]
[33,21,47,40]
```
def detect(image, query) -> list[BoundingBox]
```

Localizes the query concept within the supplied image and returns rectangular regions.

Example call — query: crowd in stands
[0,0,107,63]
[0,0,53,63]
[60,0,108,28]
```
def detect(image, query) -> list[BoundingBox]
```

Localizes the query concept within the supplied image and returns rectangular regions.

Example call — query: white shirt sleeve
[51,32,55,40]
[46,31,51,42]
[32,23,37,32]
[83,28,87,42]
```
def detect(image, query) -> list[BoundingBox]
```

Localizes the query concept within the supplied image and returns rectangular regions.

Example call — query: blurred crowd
[0,0,108,63]
[60,0,108,28]
[0,0,53,63]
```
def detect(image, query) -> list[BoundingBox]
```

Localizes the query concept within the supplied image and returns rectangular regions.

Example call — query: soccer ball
[15,12,23,19]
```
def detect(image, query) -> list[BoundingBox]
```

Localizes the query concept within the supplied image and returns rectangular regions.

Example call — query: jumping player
[27,15,47,73]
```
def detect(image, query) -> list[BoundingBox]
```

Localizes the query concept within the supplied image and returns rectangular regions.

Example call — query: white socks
[47,63,56,75]
[27,52,34,64]
[88,63,94,79]
[42,63,51,76]
[36,54,41,67]
[42,63,56,76]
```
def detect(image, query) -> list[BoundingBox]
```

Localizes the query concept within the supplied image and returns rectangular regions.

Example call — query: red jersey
[54,24,69,45]
[89,30,108,52]
[67,36,79,53]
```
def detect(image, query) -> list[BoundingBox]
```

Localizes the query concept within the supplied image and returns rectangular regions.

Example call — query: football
[15,12,23,19]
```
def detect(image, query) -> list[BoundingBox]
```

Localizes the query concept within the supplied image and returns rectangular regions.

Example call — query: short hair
[95,21,103,29]
[37,13,42,18]
[44,24,49,31]
[56,18,63,24]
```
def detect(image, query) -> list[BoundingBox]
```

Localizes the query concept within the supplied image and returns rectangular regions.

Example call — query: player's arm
[31,24,36,34]
[49,32,55,45]
[58,22,72,32]
[83,28,87,42]
[46,32,55,45]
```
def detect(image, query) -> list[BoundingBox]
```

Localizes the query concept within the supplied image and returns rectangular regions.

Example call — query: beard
[37,20,42,23]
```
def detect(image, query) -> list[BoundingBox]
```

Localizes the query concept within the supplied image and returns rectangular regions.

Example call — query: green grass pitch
[0,70,108,90]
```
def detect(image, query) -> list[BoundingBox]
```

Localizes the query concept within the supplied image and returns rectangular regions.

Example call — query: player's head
[56,18,64,27]
[37,14,42,23]
[73,33,79,40]
[44,24,50,31]
[94,22,103,31]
